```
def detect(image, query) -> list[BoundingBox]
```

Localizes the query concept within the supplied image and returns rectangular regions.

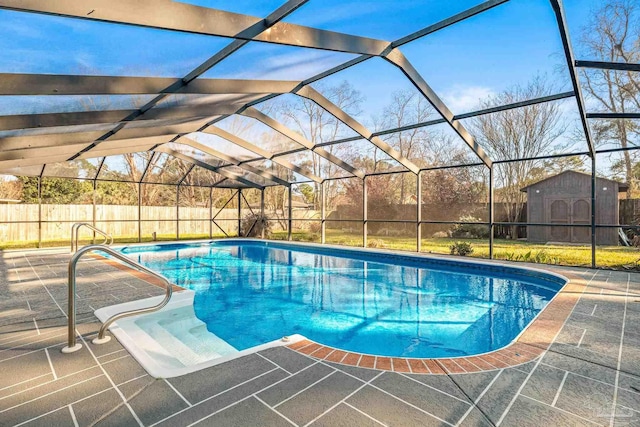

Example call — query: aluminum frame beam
[240,107,363,179]
[575,60,640,72]
[294,86,421,174]
[0,0,388,55]
[383,48,493,167]
[391,0,508,48]
[0,120,212,152]
[155,147,264,189]
[586,113,640,119]
[203,127,322,183]
[67,0,307,160]
[0,106,232,132]
[243,92,576,165]
[550,0,595,156]
[179,137,291,187]
[0,74,299,96]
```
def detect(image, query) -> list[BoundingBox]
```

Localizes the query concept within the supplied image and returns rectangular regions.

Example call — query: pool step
[135,307,237,367]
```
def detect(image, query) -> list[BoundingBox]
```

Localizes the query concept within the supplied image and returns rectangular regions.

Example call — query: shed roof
[520,170,628,192]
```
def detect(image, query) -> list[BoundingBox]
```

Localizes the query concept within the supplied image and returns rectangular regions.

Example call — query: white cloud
[441,85,496,114]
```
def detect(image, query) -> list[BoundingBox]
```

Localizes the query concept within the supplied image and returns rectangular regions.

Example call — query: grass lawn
[3,230,639,270]
[275,230,640,270]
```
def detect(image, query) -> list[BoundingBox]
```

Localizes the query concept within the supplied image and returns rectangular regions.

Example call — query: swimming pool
[118,240,566,360]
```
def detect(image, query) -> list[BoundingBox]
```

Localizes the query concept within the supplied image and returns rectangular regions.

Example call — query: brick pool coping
[287,271,586,375]
[93,251,584,375]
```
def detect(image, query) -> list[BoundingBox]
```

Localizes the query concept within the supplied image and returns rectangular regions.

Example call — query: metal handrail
[71,223,113,253]
[61,244,173,353]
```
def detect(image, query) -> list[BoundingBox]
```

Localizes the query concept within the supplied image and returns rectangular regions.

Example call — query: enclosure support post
[591,156,596,268]
[288,187,292,241]
[209,187,213,239]
[137,183,142,243]
[92,180,97,245]
[363,176,368,248]
[237,189,242,237]
[37,176,42,249]
[416,172,421,253]
[489,165,494,260]
[260,189,265,239]
[321,181,326,244]
[176,185,180,240]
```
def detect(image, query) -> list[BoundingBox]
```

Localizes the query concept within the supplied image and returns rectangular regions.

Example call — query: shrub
[450,216,489,239]
[503,250,559,265]
[241,212,271,237]
[432,231,450,238]
[450,241,474,256]
[308,221,321,233]
[367,239,386,248]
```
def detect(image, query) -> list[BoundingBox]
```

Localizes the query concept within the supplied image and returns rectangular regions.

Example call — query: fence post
[287,187,292,241]
[92,180,97,244]
[137,183,142,243]
[489,165,494,259]
[363,176,368,248]
[321,181,326,244]
[260,189,265,239]
[176,185,180,240]
[591,156,596,268]
[209,187,213,239]
[238,189,242,237]
[37,176,42,248]
[416,172,421,253]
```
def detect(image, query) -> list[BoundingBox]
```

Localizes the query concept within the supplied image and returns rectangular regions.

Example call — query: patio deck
[0,248,638,426]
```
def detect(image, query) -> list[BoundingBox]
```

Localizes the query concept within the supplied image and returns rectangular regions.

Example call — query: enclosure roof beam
[549,0,595,157]
[586,113,640,119]
[0,143,160,173]
[575,60,640,72]
[0,120,213,152]
[202,127,323,183]
[197,90,578,167]
[240,107,364,179]
[155,147,264,189]
[0,74,299,96]
[391,0,509,48]
[0,135,170,163]
[382,48,493,167]
[177,164,196,186]
[0,106,233,132]
[164,1,506,158]
[293,86,420,174]
[179,137,291,187]
[0,0,389,55]
[66,0,307,160]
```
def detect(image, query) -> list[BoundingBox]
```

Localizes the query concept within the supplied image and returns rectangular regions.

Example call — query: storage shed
[521,171,627,245]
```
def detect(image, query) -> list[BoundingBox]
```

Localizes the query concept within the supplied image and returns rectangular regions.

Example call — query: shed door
[571,199,590,243]
[549,199,570,241]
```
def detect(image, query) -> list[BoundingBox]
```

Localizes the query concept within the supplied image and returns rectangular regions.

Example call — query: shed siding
[525,172,620,245]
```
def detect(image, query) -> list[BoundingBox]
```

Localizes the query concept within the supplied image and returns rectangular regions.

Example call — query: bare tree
[470,76,566,237]
[579,0,640,197]
[274,82,364,209]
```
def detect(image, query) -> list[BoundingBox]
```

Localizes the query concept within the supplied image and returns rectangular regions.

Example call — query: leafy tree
[20,177,92,204]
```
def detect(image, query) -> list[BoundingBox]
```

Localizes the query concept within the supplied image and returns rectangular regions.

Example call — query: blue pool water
[121,240,565,358]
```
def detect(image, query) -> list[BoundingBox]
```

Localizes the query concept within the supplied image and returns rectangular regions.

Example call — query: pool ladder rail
[62,244,174,354]
[70,222,113,253]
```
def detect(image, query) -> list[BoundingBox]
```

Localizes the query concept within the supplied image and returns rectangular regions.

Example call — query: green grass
[279,230,640,270]
[4,229,639,270]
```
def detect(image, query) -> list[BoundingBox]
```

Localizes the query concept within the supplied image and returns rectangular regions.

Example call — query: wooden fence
[0,204,320,243]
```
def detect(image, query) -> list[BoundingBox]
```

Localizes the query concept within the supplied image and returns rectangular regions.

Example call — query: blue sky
[0,0,603,152]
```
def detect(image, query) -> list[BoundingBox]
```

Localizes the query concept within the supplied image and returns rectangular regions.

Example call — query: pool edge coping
[287,269,586,375]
